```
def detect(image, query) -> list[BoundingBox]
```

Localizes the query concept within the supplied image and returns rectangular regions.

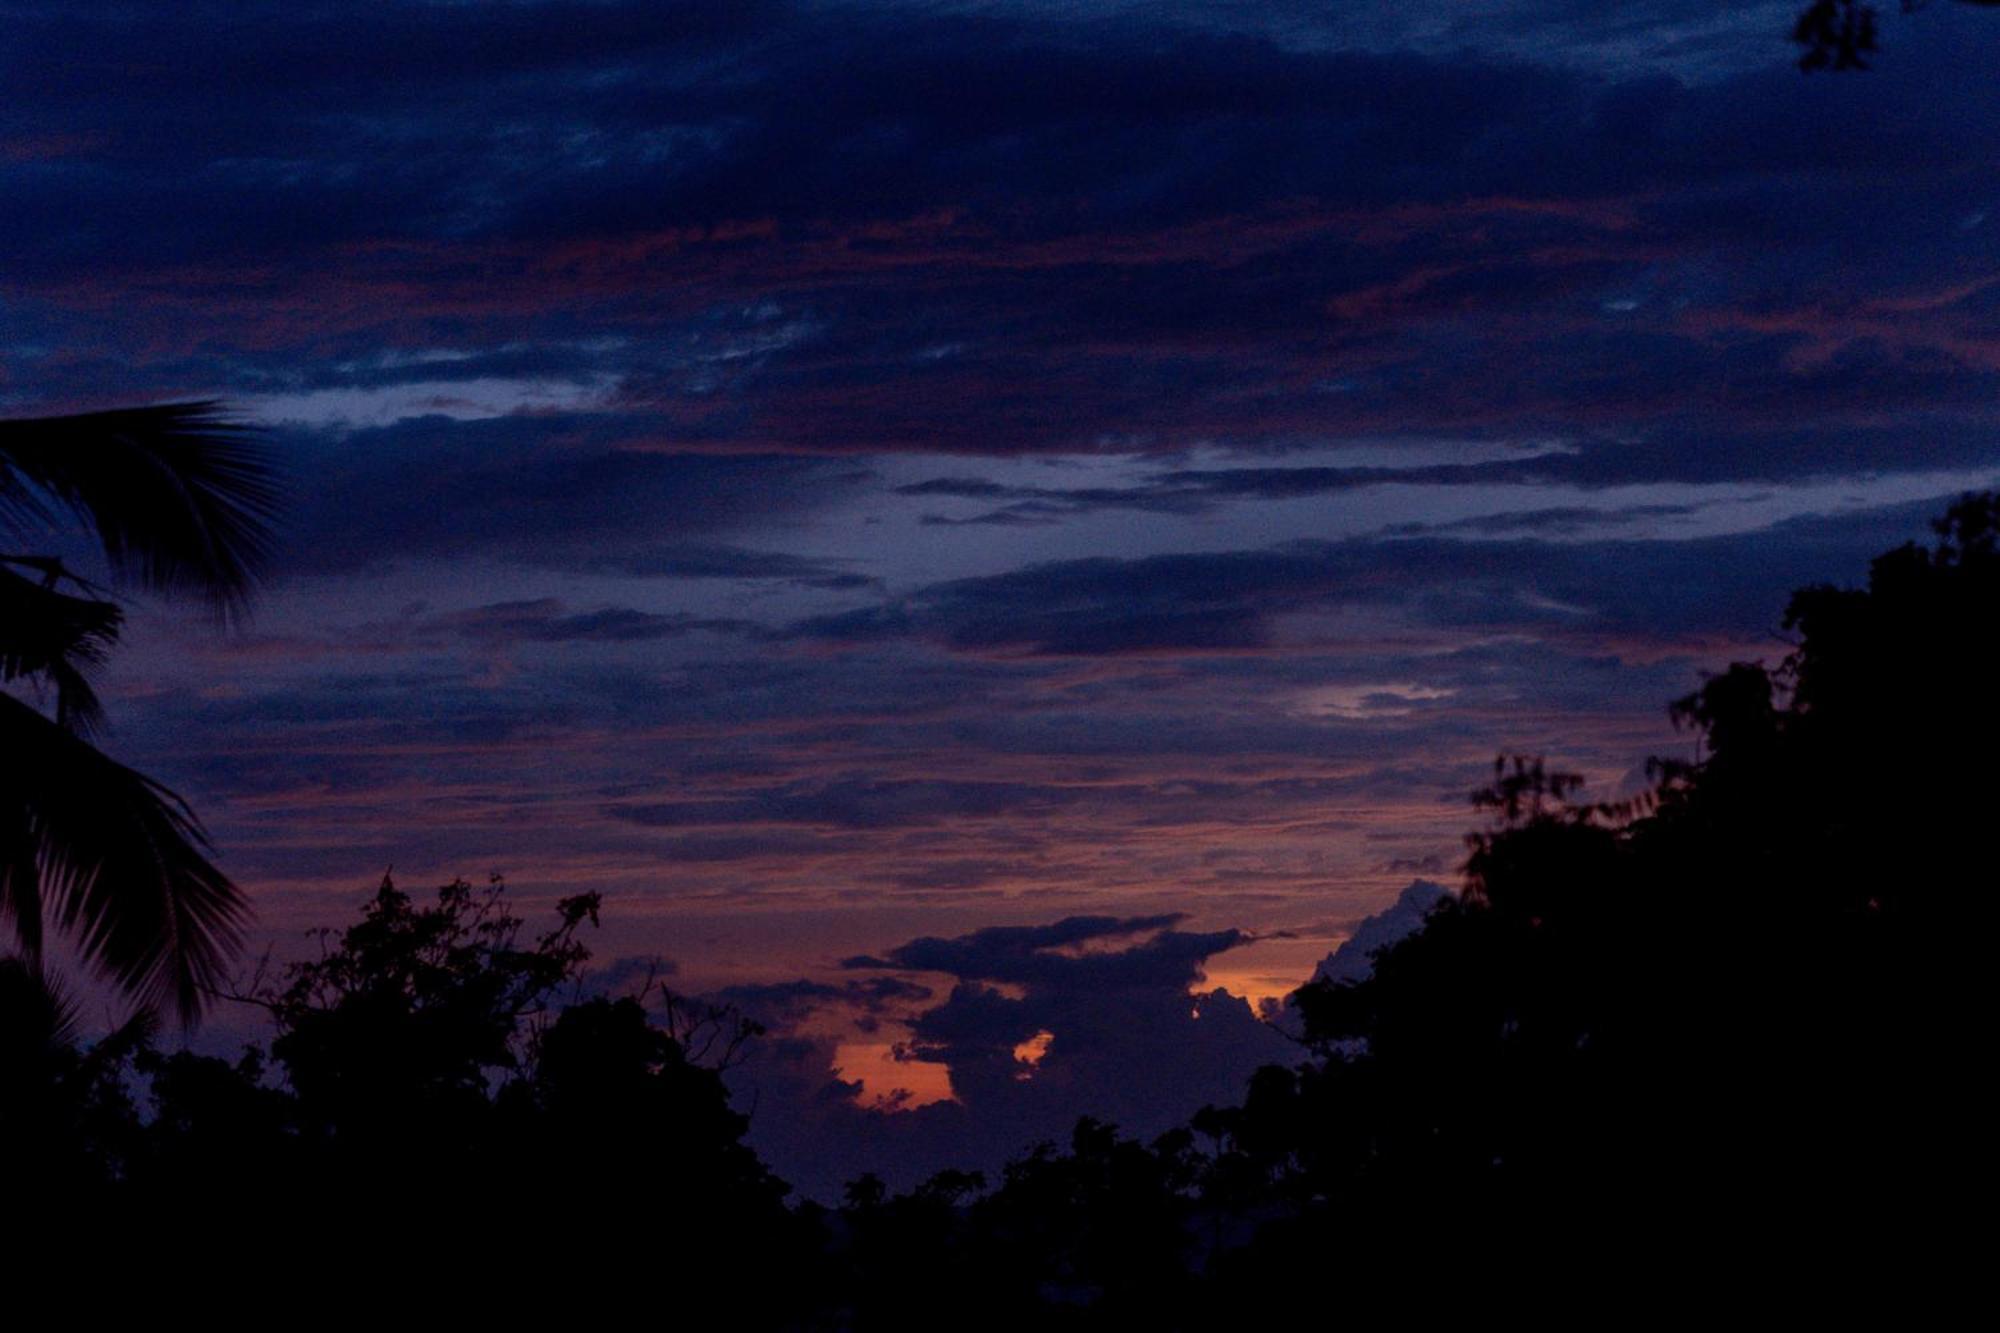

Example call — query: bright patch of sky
[246,374,622,428]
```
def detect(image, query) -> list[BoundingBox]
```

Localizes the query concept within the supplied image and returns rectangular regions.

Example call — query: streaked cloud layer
[8,1,1997,1185]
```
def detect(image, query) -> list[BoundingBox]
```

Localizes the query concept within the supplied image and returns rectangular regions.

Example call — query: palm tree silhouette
[2,402,279,1021]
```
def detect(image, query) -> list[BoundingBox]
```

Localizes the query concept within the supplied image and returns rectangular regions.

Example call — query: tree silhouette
[0,957,151,1197]
[1794,0,2000,69]
[224,873,602,1168]
[1216,490,2000,1285]
[8,873,819,1308]
[11,487,2000,1312]
[178,875,810,1304]
[1,403,279,1019]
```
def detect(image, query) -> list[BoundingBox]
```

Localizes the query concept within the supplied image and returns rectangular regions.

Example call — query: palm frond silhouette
[2,402,279,1021]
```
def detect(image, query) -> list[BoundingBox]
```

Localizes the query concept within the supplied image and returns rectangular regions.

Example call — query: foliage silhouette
[823,490,2000,1317]
[1208,490,2000,1289]
[2,402,280,1019]
[10,490,2000,1318]
[6,873,817,1310]
[0,957,151,1198]
[1794,0,2000,70]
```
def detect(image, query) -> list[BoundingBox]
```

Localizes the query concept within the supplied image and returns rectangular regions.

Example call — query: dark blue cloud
[611,778,1100,832]
[794,500,1971,655]
[1310,878,1452,988]
[441,599,756,644]
[15,0,2000,1204]
[578,544,877,589]
[729,909,1295,1201]
[269,412,875,575]
[9,0,1998,487]
[711,975,934,1030]
[842,913,1194,975]
[896,422,2000,526]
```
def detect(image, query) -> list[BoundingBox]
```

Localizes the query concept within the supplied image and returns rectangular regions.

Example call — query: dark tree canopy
[10,491,1999,1319]
[808,490,2000,1318]
[4,875,813,1312]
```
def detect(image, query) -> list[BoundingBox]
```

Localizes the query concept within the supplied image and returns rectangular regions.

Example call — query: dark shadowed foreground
[7,495,1997,1320]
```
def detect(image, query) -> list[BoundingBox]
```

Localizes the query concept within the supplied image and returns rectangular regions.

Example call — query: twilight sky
[8,0,2000,1195]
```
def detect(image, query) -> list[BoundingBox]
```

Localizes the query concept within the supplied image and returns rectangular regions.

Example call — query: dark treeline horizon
[6,490,1994,1319]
